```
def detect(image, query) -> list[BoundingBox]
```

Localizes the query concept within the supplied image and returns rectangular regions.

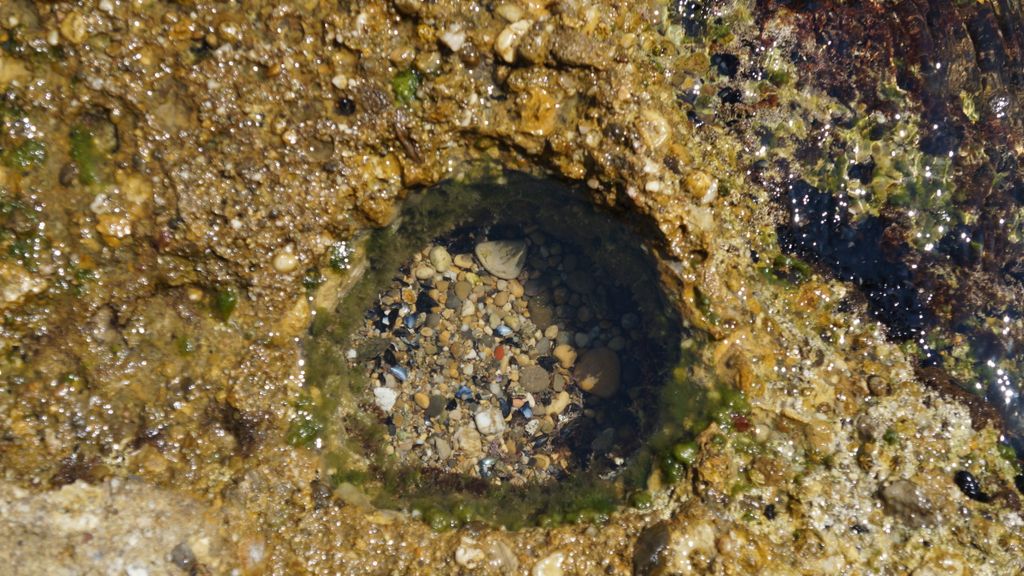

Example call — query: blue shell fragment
[388,365,409,382]
[495,324,513,337]
[521,405,534,419]
[455,385,473,400]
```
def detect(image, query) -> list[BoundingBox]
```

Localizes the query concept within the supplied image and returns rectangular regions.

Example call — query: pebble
[453,253,474,268]
[272,248,300,273]
[520,365,551,394]
[414,392,430,410]
[573,331,590,348]
[544,325,559,339]
[414,264,436,280]
[426,394,446,418]
[509,279,525,297]
[528,299,554,328]
[574,348,621,398]
[548,390,571,415]
[607,336,626,351]
[429,245,453,272]
[532,552,564,576]
[536,337,551,355]
[475,408,506,435]
[435,437,453,459]
[532,454,551,470]
[454,280,472,300]
[553,344,577,369]
[493,291,509,307]
[454,425,483,453]
[373,387,398,412]
[475,240,527,279]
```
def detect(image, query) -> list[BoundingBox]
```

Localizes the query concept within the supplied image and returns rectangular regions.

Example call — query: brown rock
[574,348,621,398]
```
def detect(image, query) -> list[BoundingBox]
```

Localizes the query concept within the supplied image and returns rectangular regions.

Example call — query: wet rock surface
[0,0,1022,574]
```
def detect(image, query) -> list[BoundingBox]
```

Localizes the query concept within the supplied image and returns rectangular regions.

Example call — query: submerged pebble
[475,240,527,279]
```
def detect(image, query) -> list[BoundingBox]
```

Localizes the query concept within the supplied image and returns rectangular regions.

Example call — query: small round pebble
[414,264,436,280]
[414,392,430,410]
[553,344,576,369]
[429,245,453,272]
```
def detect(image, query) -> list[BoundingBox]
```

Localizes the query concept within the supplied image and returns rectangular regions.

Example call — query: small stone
[607,336,626,351]
[528,299,554,328]
[532,552,564,576]
[575,348,620,398]
[435,437,453,459]
[633,522,671,576]
[509,279,525,297]
[573,331,590,348]
[453,253,474,268]
[273,247,300,273]
[427,394,447,418]
[493,291,509,307]
[547,390,571,415]
[414,392,430,410]
[170,542,197,572]
[532,454,551,470]
[373,387,398,412]
[475,408,506,435]
[520,365,551,394]
[536,337,551,355]
[544,325,559,339]
[540,415,556,433]
[414,264,436,280]
[685,170,719,204]
[553,344,577,369]
[461,299,476,317]
[446,293,462,311]
[475,240,527,280]
[454,425,483,454]
[454,280,472,300]
[429,245,453,272]
[552,374,565,392]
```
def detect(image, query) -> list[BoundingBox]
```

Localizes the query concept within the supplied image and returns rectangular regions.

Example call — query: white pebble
[373,387,398,413]
[474,408,506,435]
[439,28,466,52]
[532,552,564,576]
[273,247,299,273]
[455,537,485,569]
